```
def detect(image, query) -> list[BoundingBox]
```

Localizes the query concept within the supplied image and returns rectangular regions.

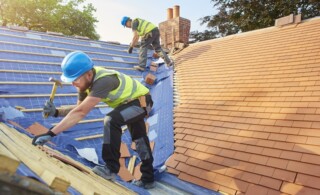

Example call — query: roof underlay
[0,26,189,194]
[168,17,320,195]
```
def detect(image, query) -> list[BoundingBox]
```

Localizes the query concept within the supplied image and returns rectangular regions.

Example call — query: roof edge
[191,16,320,47]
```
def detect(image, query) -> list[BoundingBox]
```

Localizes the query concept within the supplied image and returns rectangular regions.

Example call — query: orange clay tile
[120,142,130,157]
[26,122,49,135]
[133,162,142,180]
[171,16,320,194]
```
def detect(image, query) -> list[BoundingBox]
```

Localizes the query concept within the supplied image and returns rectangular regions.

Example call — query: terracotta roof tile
[287,161,320,177]
[246,184,268,195]
[261,148,282,158]
[174,153,188,163]
[133,163,142,180]
[175,146,187,154]
[26,122,49,135]
[281,182,320,195]
[218,186,238,195]
[120,142,130,157]
[293,144,320,155]
[241,172,261,185]
[253,165,275,177]
[178,172,207,189]
[165,154,179,168]
[172,17,320,194]
[166,167,180,175]
[272,169,296,183]
[280,151,302,161]
[118,166,134,182]
[295,173,320,190]
[259,176,282,190]
[301,153,320,165]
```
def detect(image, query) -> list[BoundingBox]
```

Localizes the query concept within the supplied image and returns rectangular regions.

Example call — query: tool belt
[123,93,152,117]
[141,28,157,41]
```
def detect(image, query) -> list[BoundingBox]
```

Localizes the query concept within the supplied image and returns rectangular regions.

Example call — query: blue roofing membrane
[0,26,219,195]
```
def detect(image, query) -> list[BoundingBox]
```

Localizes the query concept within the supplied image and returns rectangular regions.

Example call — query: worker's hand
[127,47,133,54]
[32,130,56,146]
[43,100,57,117]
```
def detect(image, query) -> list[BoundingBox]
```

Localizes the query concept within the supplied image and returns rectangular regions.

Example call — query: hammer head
[49,77,62,87]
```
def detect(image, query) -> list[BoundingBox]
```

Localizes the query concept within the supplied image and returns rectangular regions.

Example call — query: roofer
[32,51,155,189]
[121,16,173,71]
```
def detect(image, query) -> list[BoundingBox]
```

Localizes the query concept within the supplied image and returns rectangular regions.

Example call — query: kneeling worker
[32,51,155,189]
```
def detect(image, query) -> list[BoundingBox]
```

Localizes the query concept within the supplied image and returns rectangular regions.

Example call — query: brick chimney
[159,5,191,50]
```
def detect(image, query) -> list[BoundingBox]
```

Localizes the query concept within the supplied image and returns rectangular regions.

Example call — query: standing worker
[121,16,173,71]
[32,51,155,189]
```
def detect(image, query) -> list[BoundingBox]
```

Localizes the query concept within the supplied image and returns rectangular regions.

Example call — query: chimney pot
[167,8,173,20]
[173,5,180,18]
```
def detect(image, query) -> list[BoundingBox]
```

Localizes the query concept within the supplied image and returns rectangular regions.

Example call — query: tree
[189,30,218,44]
[191,0,320,42]
[0,0,100,40]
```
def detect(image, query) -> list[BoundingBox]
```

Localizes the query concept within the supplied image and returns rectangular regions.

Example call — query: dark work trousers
[102,94,154,183]
[138,27,171,68]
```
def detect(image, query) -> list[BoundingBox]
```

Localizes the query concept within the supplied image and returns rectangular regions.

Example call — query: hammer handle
[49,83,58,102]
[43,83,58,118]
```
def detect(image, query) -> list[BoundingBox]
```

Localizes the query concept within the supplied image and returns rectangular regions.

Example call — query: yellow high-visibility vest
[134,18,156,37]
[87,67,149,108]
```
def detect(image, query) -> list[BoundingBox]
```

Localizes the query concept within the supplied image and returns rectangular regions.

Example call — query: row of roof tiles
[168,16,320,194]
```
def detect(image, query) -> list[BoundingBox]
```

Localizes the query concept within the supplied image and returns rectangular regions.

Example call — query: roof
[168,17,320,194]
[0,26,178,194]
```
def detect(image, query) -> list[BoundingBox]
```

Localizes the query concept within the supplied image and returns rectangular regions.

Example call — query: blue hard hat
[121,16,130,27]
[60,51,93,82]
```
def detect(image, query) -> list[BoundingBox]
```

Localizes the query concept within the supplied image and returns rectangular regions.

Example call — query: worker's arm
[77,100,83,105]
[127,31,139,54]
[43,103,81,117]
[130,31,139,48]
[32,96,101,145]
[43,92,85,117]
[51,96,101,135]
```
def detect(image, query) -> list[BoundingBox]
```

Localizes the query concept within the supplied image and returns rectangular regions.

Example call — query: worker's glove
[127,46,133,54]
[43,100,57,117]
[32,130,56,146]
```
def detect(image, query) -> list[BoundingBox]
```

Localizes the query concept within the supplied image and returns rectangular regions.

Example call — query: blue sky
[85,0,216,44]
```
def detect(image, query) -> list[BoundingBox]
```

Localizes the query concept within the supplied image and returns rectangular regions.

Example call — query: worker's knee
[135,137,151,160]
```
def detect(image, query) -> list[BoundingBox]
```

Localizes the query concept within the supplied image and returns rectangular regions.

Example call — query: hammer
[44,77,62,118]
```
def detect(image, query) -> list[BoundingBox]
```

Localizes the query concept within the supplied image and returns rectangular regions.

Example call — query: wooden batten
[75,134,103,141]
[127,155,137,174]
[41,170,70,192]
[0,123,134,195]
[0,143,20,174]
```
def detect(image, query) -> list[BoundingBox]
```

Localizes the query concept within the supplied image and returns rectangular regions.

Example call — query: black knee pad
[103,116,112,144]
[135,137,151,160]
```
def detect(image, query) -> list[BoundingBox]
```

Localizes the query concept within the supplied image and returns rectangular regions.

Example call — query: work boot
[132,180,156,189]
[133,65,145,72]
[92,165,116,180]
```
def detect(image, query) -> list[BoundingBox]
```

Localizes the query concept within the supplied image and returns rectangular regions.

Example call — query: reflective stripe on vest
[91,67,149,108]
[135,18,156,37]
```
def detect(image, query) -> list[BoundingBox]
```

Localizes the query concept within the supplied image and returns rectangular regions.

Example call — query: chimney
[173,5,180,18]
[167,8,173,20]
[275,13,302,27]
[159,5,191,51]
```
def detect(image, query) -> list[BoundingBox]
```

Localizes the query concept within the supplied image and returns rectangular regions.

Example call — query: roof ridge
[191,16,320,47]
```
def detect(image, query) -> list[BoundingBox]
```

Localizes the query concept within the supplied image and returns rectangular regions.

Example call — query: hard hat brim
[60,74,78,83]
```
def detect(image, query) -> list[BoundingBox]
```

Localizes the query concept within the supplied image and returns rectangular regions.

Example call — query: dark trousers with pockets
[138,27,171,68]
[102,95,154,183]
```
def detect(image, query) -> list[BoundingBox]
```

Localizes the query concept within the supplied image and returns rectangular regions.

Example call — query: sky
[85,0,216,44]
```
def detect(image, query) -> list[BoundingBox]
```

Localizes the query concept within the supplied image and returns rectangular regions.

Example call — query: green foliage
[191,0,320,42]
[0,0,100,40]
[189,30,218,44]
